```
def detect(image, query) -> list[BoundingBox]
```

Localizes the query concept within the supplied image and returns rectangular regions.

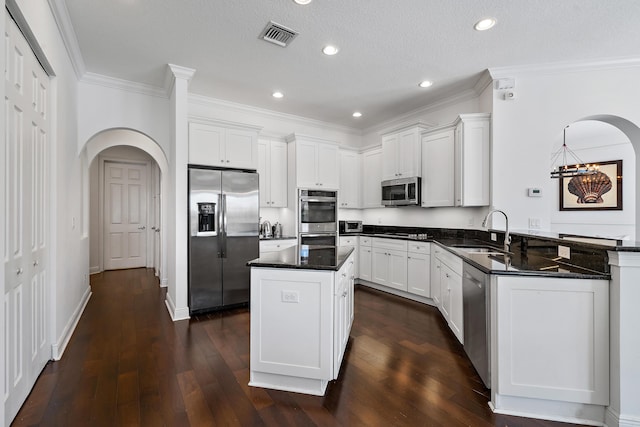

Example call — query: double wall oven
[298,189,338,246]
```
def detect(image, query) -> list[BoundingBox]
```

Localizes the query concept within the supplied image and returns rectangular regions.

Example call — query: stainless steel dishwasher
[463,262,490,388]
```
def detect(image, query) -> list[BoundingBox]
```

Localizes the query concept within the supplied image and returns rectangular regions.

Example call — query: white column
[607,251,640,427]
[165,64,195,321]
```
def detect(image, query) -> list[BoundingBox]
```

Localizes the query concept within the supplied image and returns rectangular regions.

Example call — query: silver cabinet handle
[33,260,38,266]
[155,228,160,233]
[138,226,146,230]
[16,268,23,275]
[151,226,156,230]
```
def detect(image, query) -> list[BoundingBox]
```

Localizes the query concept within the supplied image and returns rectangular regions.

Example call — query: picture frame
[559,159,622,211]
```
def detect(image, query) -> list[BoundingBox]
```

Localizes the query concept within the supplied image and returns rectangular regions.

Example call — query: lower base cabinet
[431,246,463,344]
[407,243,431,297]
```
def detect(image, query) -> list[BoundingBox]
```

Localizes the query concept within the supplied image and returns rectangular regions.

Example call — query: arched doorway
[83,128,169,285]
[551,115,640,241]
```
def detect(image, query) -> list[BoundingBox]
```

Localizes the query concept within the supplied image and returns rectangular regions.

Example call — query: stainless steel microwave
[381,177,421,206]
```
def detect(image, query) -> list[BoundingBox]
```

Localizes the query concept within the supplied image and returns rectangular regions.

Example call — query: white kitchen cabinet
[454,114,491,207]
[339,235,359,278]
[189,121,259,169]
[420,113,490,208]
[407,242,431,297]
[258,139,287,207]
[361,148,383,208]
[430,254,442,307]
[493,276,609,406]
[358,236,372,281]
[334,256,355,377]
[259,238,296,254]
[339,150,361,208]
[289,136,339,189]
[421,128,455,207]
[433,247,463,344]
[381,124,429,180]
[371,238,408,291]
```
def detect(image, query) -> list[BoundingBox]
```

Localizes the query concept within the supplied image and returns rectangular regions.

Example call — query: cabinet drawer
[408,242,430,255]
[434,246,462,274]
[372,237,408,252]
[359,236,372,246]
[339,236,358,247]
[260,239,296,253]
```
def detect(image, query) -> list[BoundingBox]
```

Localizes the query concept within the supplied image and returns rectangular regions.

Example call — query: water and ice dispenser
[197,202,216,233]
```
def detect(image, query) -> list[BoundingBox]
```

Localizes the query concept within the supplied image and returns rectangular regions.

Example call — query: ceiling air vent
[259,21,298,47]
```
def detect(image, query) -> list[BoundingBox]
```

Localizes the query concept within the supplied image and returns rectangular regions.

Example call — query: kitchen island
[247,245,355,396]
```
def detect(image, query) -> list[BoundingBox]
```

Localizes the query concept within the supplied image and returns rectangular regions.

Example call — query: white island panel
[492,275,609,424]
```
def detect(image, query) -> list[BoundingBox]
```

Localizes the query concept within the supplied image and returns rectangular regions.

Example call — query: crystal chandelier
[550,125,599,179]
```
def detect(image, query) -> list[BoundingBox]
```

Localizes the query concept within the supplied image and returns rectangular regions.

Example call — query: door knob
[138,226,146,230]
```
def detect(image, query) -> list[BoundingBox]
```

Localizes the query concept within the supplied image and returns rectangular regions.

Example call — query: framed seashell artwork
[559,159,623,211]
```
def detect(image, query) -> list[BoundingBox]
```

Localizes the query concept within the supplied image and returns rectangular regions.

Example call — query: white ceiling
[62,0,640,130]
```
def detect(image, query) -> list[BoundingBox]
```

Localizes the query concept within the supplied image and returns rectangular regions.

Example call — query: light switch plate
[558,245,571,259]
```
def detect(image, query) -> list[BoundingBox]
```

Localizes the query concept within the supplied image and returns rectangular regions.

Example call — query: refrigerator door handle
[221,194,228,258]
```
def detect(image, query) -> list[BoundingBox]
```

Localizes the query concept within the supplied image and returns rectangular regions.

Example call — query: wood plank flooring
[12,268,588,426]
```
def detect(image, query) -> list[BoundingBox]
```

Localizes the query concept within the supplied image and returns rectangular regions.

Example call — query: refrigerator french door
[188,167,259,314]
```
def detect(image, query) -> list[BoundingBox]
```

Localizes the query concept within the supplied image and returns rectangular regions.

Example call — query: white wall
[10,0,86,359]
[78,81,172,158]
[491,66,640,235]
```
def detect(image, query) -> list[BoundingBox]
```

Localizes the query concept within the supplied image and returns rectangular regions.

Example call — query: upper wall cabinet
[421,113,490,208]
[339,149,361,208]
[287,134,340,190]
[188,120,260,169]
[361,148,383,209]
[258,138,288,208]
[421,129,455,207]
[381,123,430,181]
[454,114,491,207]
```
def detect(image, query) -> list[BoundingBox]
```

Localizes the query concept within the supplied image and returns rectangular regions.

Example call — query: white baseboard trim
[607,407,640,427]
[51,286,92,360]
[164,293,190,321]
[89,266,101,275]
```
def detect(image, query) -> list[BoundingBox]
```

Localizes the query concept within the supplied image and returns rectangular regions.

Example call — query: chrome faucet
[482,209,511,252]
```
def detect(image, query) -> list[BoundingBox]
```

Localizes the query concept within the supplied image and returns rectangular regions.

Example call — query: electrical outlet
[491,233,497,241]
[468,217,475,227]
[282,290,299,303]
[558,245,571,259]
[528,218,541,229]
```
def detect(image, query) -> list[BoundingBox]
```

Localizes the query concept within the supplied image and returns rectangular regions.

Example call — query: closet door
[4,13,51,424]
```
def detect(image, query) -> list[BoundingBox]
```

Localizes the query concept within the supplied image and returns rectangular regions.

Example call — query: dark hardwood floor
[12,268,587,426]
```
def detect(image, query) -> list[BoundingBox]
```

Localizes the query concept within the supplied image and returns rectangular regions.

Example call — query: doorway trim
[84,128,169,286]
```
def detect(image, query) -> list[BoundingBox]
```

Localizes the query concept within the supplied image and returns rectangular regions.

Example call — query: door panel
[4,12,51,425]
[104,161,148,270]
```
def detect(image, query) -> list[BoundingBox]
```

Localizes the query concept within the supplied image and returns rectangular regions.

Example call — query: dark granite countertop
[259,236,296,241]
[248,245,354,271]
[358,230,611,280]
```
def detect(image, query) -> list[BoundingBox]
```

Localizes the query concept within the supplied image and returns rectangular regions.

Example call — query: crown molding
[363,87,479,135]
[188,115,262,133]
[473,69,494,94]
[285,133,341,146]
[189,93,363,137]
[46,0,86,78]
[490,56,640,80]
[81,72,168,98]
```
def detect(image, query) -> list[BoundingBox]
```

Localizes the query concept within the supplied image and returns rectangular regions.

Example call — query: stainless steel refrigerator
[188,166,259,314]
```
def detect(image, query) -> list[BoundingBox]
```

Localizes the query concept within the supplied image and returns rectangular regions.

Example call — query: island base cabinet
[491,276,610,422]
[249,254,354,396]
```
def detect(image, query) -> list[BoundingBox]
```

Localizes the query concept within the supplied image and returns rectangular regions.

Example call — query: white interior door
[4,12,51,424]
[104,161,148,270]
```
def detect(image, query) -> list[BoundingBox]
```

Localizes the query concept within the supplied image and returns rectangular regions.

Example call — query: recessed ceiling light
[322,45,339,56]
[474,17,496,31]
[352,112,362,118]
[293,0,312,4]
[418,80,433,88]
[272,91,284,99]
